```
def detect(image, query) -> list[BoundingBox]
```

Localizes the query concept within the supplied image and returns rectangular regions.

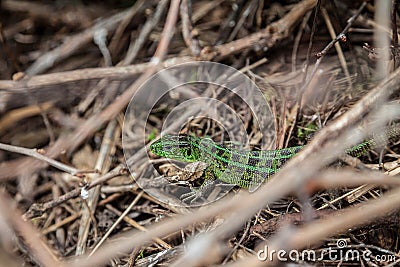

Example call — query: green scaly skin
[150,124,400,192]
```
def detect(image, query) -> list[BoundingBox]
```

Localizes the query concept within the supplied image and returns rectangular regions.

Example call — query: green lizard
[150,124,400,200]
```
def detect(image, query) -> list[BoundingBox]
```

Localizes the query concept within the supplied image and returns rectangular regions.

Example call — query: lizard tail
[346,123,400,157]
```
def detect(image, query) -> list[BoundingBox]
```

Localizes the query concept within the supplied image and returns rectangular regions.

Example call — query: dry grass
[1,0,400,266]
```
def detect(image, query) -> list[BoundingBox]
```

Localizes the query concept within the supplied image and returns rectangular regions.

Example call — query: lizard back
[195,138,303,191]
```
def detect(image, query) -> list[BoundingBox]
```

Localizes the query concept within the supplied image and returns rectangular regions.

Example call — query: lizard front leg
[180,166,217,204]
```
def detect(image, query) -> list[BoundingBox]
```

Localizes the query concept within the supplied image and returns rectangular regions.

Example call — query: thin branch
[300,1,367,100]
[321,7,352,89]
[180,0,201,56]
[200,0,318,60]
[25,9,132,75]
[88,191,144,256]
[0,56,193,91]
[0,142,81,175]
[153,0,182,61]
[75,119,118,256]
[123,0,169,65]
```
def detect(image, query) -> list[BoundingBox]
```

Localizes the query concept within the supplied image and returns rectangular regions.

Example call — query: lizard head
[149,134,201,162]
